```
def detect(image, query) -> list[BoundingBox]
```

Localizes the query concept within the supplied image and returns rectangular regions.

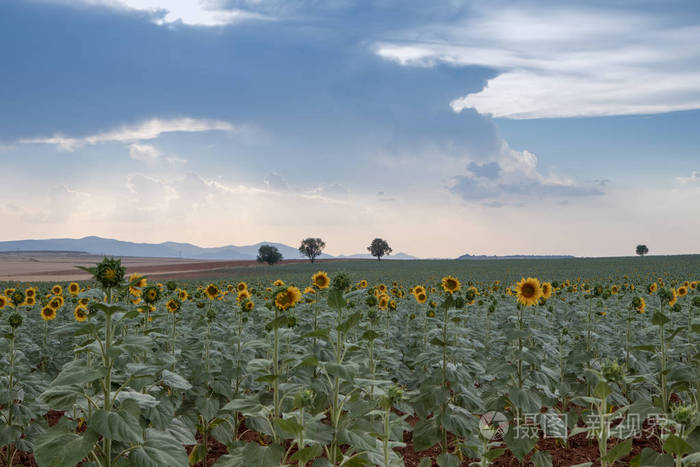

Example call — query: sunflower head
[166,299,181,313]
[648,282,658,294]
[68,282,80,296]
[10,290,25,307]
[378,295,389,311]
[273,279,285,287]
[41,306,57,321]
[237,290,251,302]
[677,286,688,297]
[358,280,368,289]
[74,306,88,322]
[441,276,461,294]
[25,296,36,307]
[516,277,543,306]
[242,299,255,312]
[205,284,220,300]
[632,296,646,313]
[142,285,161,304]
[51,284,63,295]
[414,291,427,304]
[312,271,330,289]
[237,281,248,292]
[129,273,148,288]
[49,295,64,310]
[331,273,351,292]
[274,286,302,311]
[178,289,189,301]
[25,288,36,299]
[95,257,126,288]
[611,285,619,295]
[0,295,9,310]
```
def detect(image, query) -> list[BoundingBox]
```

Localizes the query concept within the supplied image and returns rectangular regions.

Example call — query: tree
[299,238,326,263]
[635,244,649,257]
[368,238,392,261]
[257,245,283,265]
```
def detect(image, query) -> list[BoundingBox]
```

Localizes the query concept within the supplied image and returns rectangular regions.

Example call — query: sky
[1,0,699,258]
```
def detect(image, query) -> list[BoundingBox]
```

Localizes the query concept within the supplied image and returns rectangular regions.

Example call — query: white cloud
[448,142,604,203]
[47,0,268,26]
[19,117,235,151]
[129,143,161,161]
[375,6,700,118]
[676,171,700,185]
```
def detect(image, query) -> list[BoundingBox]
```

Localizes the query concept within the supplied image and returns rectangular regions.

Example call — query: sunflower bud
[95,257,125,288]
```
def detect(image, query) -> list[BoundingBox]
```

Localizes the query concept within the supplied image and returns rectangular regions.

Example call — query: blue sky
[1,0,699,257]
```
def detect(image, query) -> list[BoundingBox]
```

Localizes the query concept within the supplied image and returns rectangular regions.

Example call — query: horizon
[1,1,699,258]
[0,234,692,260]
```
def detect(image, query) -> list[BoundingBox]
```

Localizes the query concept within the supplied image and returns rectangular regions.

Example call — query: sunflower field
[0,257,699,466]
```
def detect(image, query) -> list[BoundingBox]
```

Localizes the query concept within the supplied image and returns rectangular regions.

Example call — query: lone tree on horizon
[299,238,326,263]
[368,238,392,261]
[636,244,649,257]
[257,244,283,265]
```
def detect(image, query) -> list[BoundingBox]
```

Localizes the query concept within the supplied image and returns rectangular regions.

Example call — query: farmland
[0,255,699,466]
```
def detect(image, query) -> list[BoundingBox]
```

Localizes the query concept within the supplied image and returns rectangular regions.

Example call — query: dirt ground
[0,251,328,282]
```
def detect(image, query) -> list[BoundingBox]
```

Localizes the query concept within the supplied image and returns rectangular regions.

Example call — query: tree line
[256,237,392,265]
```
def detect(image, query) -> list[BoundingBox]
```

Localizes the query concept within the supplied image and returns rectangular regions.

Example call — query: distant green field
[171,254,700,285]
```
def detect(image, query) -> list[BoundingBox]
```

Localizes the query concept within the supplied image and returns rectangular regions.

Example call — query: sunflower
[274,286,302,311]
[273,279,285,287]
[690,281,698,290]
[131,297,142,305]
[237,281,248,292]
[515,277,542,306]
[25,296,36,307]
[178,289,189,301]
[129,273,148,288]
[635,297,646,314]
[648,283,658,294]
[358,280,368,288]
[303,287,316,295]
[10,290,25,307]
[414,291,427,304]
[166,299,181,313]
[51,284,63,295]
[48,295,64,310]
[244,300,255,311]
[25,288,36,299]
[41,306,57,321]
[68,282,80,296]
[441,276,461,294]
[74,305,88,322]
[378,294,389,311]
[541,282,552,299]
[413,285,426,297]
[95,258,125,288]
[312,271,330,289]
[0,295,8,310]
[201,283,218,300]
[677,286,688,297]
[4,288,15,297]
[378,284,388,294]
[668,289,678,307]
[237,290,251,302]
[611,285,619,295]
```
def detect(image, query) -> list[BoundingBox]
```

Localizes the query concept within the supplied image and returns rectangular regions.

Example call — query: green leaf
[594,381,612,400]
[663,434,693,456]
[51,361,103,386]
[436,453,460,467]
[412,419,441,452]
[603,438,632,463]
[631,447,674,467]
[34,428,98,467]
[276,417,303,436]
[289,445,323,463]
[266,316,288,330]
[504,428,537,461]
[129,428,188,467]
[532,450,553,467]
[337,312,362,334]
[303,329,330,340]
[631,345,656,352]
[327,289,346,310]
[88,409,144,443]
[652,311,670,326]
[160,370,192,390]
[361,330,380,341]
[214,442,284,467]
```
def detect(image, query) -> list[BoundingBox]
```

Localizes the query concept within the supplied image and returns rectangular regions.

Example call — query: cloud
[467,161,501,180]
[19,117,236,151]
[47,0,268,26]
[264,172,289,191]
[129,143,161,161]
[375,5,700,118]
[306,183,349,201]
[676,171,700,185]
[448,143,604,203]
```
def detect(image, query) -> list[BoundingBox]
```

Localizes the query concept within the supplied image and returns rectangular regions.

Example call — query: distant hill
[0,236,422,261]
[457,253,575,260]
[0,236,333,261]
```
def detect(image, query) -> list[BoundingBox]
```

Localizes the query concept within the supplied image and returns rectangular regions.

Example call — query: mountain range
[0,236,417,261]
